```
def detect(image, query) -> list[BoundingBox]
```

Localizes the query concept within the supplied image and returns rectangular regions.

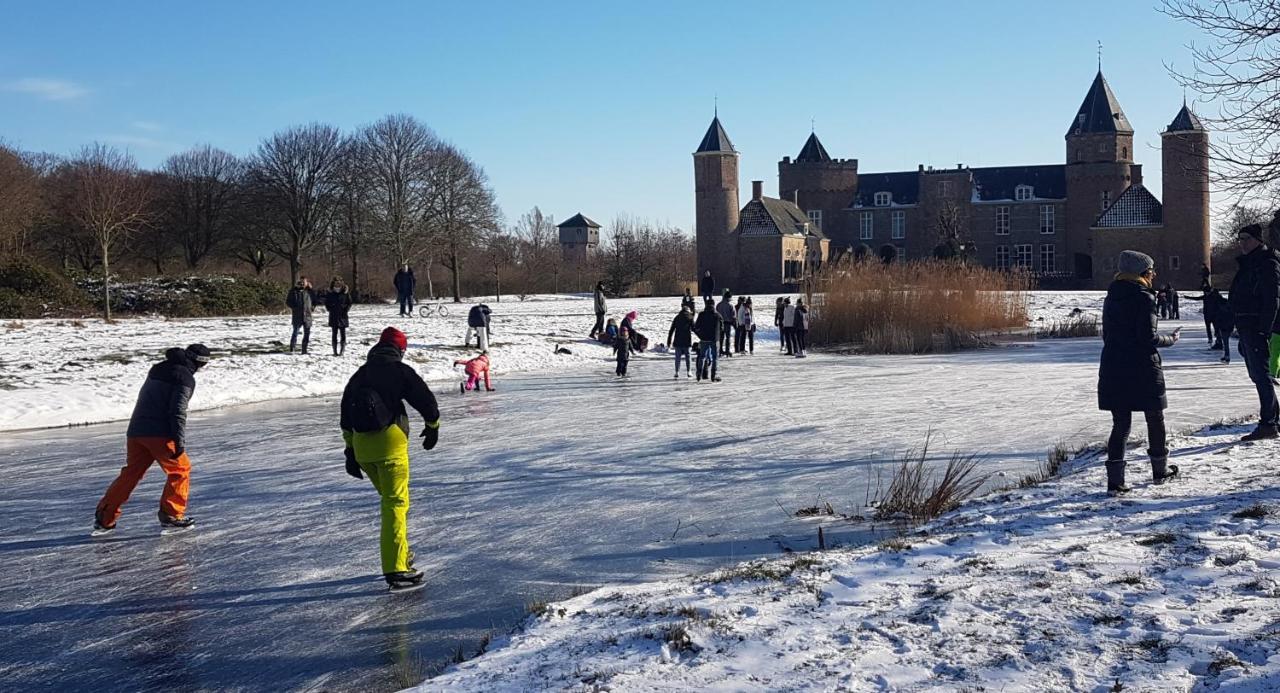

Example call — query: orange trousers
[96,437,191,526]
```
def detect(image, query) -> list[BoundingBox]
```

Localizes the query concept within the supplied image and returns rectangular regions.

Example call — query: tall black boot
[1150,455,1179,485]
[1105,459,1130,496]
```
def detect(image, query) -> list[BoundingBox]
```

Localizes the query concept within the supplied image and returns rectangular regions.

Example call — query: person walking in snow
[1183,287,1222,347]
[340,327,440,591]
[465,304,492,351]
[1230,224,1280,440]
[792,297,810,357]
[694,298,722,382]
[453,351,493,393]
[590,281,607,339]
[287,277,317,354]
[325,278,352,357]
[716,290,736,357]
[668,305,695,378]
[781,297,796,355]
[700,269,715,303]
[774,297,786,351]
[1098,250,1181,496]
[393,264,416,317]
[614,326,635,377]
[94,343,212,535]
[1168,283,1180,319]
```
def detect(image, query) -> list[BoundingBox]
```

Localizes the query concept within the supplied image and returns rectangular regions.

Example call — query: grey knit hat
[1117,250,1154,275]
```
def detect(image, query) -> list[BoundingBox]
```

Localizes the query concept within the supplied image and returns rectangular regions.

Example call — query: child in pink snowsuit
[454,352,492,393]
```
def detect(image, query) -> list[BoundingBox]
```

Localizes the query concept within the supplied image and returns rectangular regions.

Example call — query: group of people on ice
[1100,224,1280,496]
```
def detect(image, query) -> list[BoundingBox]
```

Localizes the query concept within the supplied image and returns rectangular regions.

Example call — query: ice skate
[158,511,195,535]
[386,569,425,592]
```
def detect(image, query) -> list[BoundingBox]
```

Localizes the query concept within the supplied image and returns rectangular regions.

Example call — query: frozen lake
[0,316,1259,691]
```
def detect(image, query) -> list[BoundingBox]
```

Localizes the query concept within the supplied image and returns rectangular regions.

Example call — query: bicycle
[417,303,449,319]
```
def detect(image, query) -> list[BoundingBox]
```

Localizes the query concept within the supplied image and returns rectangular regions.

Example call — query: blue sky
[0,1,1208,233]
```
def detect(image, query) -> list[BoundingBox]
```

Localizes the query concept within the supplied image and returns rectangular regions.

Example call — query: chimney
[752,180,763,200]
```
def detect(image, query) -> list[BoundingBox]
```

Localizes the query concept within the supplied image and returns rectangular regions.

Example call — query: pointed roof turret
[1066,70,1133,137]
[796,132,832,162]
[696,116,735,154]
[556,212,601,229]
[1166,101,1205,133]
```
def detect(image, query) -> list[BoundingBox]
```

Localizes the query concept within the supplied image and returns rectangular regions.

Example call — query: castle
[694,69,1210,292]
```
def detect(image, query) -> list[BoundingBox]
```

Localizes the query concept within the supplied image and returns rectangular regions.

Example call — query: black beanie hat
[186,343,212,365]
[1240,223,1266,242]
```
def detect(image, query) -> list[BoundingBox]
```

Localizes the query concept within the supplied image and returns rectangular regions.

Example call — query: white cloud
[131,120,162,132]
[101,134,172,149]
[6,77,89,101]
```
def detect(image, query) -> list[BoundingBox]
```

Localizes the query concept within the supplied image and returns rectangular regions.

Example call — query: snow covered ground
[426,423,1280,692]
[0,291,1103,432]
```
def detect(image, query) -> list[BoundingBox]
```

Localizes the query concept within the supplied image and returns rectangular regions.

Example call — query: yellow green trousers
[1270,333,1280,378]
[348,424,411,575]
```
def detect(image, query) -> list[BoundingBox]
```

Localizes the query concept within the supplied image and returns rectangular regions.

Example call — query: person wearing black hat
[1228,223,1280,441]
[94,344,212,535]
[1098,251,1181,496]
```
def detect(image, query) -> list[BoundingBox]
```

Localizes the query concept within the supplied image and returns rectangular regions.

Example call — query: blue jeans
[696,341,717,380]
[398,293,414,315]
[290,322,311,353]
[1239,330,1279,427]
[674,346,691,374]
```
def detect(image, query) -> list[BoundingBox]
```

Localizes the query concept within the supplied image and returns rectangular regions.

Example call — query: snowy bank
[423,425,1280,692]
[0,292,1107,432]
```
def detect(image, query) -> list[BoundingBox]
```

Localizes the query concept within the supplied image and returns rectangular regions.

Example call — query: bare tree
[511,206,557,291]
[248,123,344,284]
[1162,0,1280,197]
[66,144,152,320]
[334,137,375,299]
[359,114,437,267]
[0,145,46,259]
[484,228,517,302]
[160,145,245,269]
[423,144,500,302]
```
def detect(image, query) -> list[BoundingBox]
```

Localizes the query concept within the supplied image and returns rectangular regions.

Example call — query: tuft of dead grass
[872,434,989,522]
[1037,314,1100,339]
[811,259,1030,353]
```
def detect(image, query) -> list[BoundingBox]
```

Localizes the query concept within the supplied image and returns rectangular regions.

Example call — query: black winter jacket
[340,344,440,432]
[468,305,492,329]
[126,348,197,447]
[613,335,633,361]
[700,274,714,296]
[393,270,416,296]
[667,312,694,349]
[1098,279,1176,412]
[681,294,696,313]
[694,309,721,343]
[286,287,315,326]
[1228,246,1280,334]
[325,291,352,329]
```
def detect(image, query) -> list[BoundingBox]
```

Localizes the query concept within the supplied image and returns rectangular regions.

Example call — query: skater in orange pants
[94,344,211,534]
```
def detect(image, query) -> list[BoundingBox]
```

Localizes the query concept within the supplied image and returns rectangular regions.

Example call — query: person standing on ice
[694,298,722,382]
[743,297,756,354]
[286,277,316,354]
[1229,224,1280,440]
[393,263,416,317]
[716,290,736,357]
[792,297,810,357]
[700,269,715,303]
[590,281,607,340]
[94,343,212,535]
[340,327,440,591]
[614,326,634,377]
[667,305,695,378]
[774,297,786,351]
[681,287,697,314]
[1098,250,1180,496]
[325,278,352,357]
[781,297,796,355]
[453,351,493,393]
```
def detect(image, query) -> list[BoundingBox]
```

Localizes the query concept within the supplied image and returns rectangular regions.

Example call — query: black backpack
[345,382,394,433]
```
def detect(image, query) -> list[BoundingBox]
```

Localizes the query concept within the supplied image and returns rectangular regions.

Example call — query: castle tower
[1161,102,1210,286]
[778,132,859,250]
[694,115,740,287]
[556,212,601,265]
[1065,70,1138,275]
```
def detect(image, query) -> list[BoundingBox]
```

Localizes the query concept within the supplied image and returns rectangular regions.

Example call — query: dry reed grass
[872,434,990,522]
[811,260,1030,353]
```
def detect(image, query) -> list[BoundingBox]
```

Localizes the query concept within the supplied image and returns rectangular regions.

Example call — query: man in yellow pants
[340,327,440,590]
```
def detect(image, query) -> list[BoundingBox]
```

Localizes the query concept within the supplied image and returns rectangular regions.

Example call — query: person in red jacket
[453,351,493,393]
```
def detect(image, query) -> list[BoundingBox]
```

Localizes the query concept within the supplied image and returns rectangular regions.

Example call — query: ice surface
[0,292,1256,691]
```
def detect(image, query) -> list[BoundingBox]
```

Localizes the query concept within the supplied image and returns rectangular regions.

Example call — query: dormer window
[874,192,891,207]
[1015,185,1034,201]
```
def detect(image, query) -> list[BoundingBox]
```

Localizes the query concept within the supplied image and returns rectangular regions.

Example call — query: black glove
[344,448,363,479]
[172,445,185,459]
[420,425,439,451]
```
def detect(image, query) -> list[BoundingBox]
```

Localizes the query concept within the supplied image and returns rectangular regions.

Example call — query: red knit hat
[380,326,407,352]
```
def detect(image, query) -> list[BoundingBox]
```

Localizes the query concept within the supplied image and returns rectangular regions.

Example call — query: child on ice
[614,326,635,377]
[453,351,493,393]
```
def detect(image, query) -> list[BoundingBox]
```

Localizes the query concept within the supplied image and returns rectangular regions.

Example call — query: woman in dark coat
[325,279,353,356]
[1098,250,1181,495]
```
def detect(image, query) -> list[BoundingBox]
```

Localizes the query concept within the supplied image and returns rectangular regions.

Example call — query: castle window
[1100,190,1111,213]
[1040,244,1056,273]
[938,180,952,196]
[860,212,873,239]
[996,245,1010,270]
[1039,205,1055,234]
[1013,244,1033,269]
[807,210,822,229]
[1015,185,1033,201]
[995,206,1010,235]
[1170,255,1181,271]
[1122,146,1128,160]
[874,192,891,207]
[1098,142,1107,153]
[896,246,907,263]
[891,211,906,239]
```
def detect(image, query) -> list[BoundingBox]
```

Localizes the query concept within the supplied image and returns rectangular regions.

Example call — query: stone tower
[1065,70,1138,277]
[694,116,740,288]
[556,212,601,265]
[778,132,859,251]
[1161,102,1210,286]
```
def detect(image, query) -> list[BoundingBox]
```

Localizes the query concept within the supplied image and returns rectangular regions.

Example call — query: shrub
[811,259,1030,353]
[75,275,287,317]
[873,434,989,522]
[1038,315,1100,339]
[0,260,90,318]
